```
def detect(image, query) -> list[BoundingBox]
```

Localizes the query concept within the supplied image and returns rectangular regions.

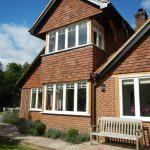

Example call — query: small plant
[45,128,65,139]
[35,121,46,136]
[2,110,19,125]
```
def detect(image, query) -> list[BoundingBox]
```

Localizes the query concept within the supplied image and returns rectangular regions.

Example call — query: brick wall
[41,45,105,84]
[38,0,101,35]
[29,112,91,133]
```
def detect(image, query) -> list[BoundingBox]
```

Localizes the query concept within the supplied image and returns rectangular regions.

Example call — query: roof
[16,48,45,87]
[29,0,110,35]
[94,19,150,78]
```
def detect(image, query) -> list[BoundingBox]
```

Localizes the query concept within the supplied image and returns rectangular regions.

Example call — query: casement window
[93,21,104,50]
[44,81,89,115]
[119,76,150,121]
[49,32,56,53]
[46,20,89,54]
[30,88,42,111]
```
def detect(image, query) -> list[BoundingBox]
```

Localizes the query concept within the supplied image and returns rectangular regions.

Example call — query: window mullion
[134,78,140,118]
[55,32,58,52]
[35,89,38,109]
[53,85,56,111]
[65,28,68,49]
[63,84,66,111]
[76,25,79,47]
[74,83,77,112]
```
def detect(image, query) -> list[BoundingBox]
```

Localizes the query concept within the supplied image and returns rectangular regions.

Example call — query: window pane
[31,89,36,108]
[77,83,87,112]
[46,85,53,110]
[58,29,65,50]
[66,84,74,111]
[122,80,135,116]
[56,84,63,111]
[49,32,56,53]
[68,26,76,48]
[139,78,150,117]
[99,35,102,48]
[79,23,87,45]
[37,89,42,109]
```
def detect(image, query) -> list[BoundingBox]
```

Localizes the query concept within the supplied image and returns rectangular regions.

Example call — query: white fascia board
[87,0,110,9]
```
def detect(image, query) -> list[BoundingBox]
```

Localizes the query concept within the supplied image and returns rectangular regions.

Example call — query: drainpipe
[91,73,98,126]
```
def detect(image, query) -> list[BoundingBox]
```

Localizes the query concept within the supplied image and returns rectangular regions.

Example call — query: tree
[0,62,30,110]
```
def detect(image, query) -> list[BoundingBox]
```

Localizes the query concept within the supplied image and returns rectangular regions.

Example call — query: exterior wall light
[100,83,106,92]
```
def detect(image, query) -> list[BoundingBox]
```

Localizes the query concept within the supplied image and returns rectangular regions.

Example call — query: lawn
[0,112,3,115]
[0,136,38,150]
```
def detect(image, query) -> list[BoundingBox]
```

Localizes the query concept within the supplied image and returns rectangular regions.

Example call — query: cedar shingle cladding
[41,46,105,83]
[112,30,150,75]
[37,0,101,35]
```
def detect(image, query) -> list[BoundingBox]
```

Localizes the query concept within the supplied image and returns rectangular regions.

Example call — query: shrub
[45,128,65,139]
[2,110,19,125]
[35,121,46,136]
[76,134,90,142]
[65,128,79,144]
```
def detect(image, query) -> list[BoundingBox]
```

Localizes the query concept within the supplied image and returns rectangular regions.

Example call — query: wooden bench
[90,117,143,150]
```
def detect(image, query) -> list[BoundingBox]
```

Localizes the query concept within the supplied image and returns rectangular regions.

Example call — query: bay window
[49,32,56,53]
[47,20,88,54]
[93,21,104,49]
[44,81,89,115]
[31,88,42,111]
[58,29,65,50]
[68,26,76,48]
[120,76,150,121]
[79,22,87,46]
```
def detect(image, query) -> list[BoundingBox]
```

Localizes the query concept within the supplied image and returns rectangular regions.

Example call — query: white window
[47,20,89,54]
[49,32,56,53]
[93,21,104,50]
[119,76,150,121]
[78,22,87,46]
[44,81,89,115]
[31,88,42,111]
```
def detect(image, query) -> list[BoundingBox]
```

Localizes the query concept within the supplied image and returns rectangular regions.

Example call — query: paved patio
[15,136,149,150]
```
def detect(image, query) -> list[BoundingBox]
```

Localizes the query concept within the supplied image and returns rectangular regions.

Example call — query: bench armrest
[135,129,143,133]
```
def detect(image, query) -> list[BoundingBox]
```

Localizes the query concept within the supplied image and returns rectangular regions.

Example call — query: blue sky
[0,0,150,67]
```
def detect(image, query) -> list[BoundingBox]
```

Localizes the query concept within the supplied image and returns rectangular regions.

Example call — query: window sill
[120,116,150,122]
[30,109,42,112]
[42,43,93,57]
[41,110,90,116]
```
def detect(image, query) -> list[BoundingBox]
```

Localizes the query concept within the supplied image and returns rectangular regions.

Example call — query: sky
[0,0,150,68]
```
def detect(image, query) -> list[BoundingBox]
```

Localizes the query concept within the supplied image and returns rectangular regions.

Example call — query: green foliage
[65,129,89,144]
[2,110,19,125]
[45,129,66,139]
[35,121,46,136]
[0,62,30,110]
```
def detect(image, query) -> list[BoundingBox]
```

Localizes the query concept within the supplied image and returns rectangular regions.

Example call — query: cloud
[141,0,150,10]
[0,23,44,68]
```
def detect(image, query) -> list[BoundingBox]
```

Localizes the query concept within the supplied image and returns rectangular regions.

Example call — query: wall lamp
[100,83,106,92]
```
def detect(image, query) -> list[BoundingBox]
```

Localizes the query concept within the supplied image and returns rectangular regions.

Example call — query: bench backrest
[98,117,142,136]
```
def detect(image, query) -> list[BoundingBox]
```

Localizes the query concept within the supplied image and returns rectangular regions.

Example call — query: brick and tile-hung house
[16,0,150,147]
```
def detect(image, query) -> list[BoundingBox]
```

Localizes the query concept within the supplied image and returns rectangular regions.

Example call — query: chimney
[135,8,148,30]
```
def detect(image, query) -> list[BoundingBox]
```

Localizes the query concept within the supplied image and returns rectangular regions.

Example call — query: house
[16,0,150,147]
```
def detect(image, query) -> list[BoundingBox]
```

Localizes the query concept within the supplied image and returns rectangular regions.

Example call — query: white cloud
[141,0,150,10]
[0,23,44,68]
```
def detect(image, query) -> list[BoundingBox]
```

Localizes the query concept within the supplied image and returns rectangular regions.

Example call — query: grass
[0,136,38,150]
[0,112,3,115]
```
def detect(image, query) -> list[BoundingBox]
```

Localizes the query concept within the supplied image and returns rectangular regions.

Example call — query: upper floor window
[31,88,42,111]
[93,21,104,50]
[47,20,88,54]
